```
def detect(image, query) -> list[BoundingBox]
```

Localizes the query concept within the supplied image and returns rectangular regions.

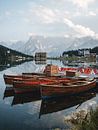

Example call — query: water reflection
[0,58,98,72]
[62,59,98,68]
[0,59,32,71]
[39,89,96,118]
[12,91,41,106]
[1,60,98,129]
[3,87,14,98]
[35,60,46,65]
[3,87,41,106]
[3,87,98,119]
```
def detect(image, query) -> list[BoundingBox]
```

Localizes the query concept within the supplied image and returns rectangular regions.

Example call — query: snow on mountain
[1,36,98,56]
[0,41,10,48]
[79,37,98,49]
[18,36,98,56]
[67,37,98,50]
[10,41,25,52]
[16,36,74,56]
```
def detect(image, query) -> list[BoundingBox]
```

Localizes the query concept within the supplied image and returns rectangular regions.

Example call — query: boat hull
[3,74,38,85]
[41,79,96,98]
[3,74,57,85]
[13,79,57,94]
[13,77,89,94]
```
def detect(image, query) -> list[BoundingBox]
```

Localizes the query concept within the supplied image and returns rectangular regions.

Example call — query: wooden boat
[13,77,84,93]
[13,77,86,94]
[13,75,88,94]
[22,72,45,76]
[5,70,86,85]
[39,89,96,118]
[13,78,58,94]
[3,71,63,85]
[3,64,59,85]
[3,64,84,85]
[3,74,46,85]
[40,78,96,98]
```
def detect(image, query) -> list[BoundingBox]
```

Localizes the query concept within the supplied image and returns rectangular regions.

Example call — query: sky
[0,0,98,41]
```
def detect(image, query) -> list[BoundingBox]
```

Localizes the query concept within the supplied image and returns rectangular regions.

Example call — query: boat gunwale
[40,79,96,88]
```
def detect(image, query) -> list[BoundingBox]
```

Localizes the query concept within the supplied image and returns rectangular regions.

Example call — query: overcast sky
[0,0,98,41]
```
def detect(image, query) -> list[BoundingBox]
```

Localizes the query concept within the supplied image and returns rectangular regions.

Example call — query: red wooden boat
[3,72,72,85]
[22,72,45,76]
[3,64,58,85]
[3,65,78,85]
[13,77,82,94]
[3,74,46,85]
[40,78,96,98]
[13,77,61,93]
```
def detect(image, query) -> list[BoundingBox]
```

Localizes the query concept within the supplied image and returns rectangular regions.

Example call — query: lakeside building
[78,49,90,57]
[96,55,98,63]
[35,52,47,61]
[62,54,69,57]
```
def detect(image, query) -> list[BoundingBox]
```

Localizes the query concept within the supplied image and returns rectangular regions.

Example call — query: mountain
[0,44,33,61]
[67,37,98,50]
[10,36,74,56]
[1,36,98,57]
[0,41,10,48]
[10,41,25,51]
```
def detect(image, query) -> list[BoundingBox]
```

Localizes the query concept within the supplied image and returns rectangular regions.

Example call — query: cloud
[25,2,71,24]
[64,18,74,28]
[72,10,96,17]
[64,34,70,38]
[88,11,96,16]
[5,11,11,17]
[64,18,98,37]
[74,25,95,37]
[38,7,57,24]
[73,12,81,17]
[17,10,25,15]
[28,32,37,37]
[70,0,96,9]
[29,6,58,24]
[25,4,98,38]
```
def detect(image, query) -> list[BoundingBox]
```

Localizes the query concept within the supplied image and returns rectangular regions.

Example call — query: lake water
[0,60,98,130]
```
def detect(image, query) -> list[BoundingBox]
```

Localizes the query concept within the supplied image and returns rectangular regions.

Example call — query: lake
[0,60,98,130]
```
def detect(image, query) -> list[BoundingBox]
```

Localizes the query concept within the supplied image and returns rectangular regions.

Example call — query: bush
[70,107,98,130]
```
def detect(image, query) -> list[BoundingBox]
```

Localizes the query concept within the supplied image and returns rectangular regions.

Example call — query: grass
[69,107,98,130]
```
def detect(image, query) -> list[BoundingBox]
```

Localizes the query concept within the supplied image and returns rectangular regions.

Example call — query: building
[78,49,90,57]
[35,52,47,61]
[63,54,68,57]
[83,49,90,57]
[96,55,98,63]
[78,49,84,56]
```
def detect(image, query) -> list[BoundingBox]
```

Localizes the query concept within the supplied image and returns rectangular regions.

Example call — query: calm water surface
[0,61,98,130]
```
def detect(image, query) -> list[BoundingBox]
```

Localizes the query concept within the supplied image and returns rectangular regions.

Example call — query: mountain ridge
[0,36,98,56]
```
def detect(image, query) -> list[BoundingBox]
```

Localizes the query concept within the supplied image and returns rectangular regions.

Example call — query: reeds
[70,107,98,130]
